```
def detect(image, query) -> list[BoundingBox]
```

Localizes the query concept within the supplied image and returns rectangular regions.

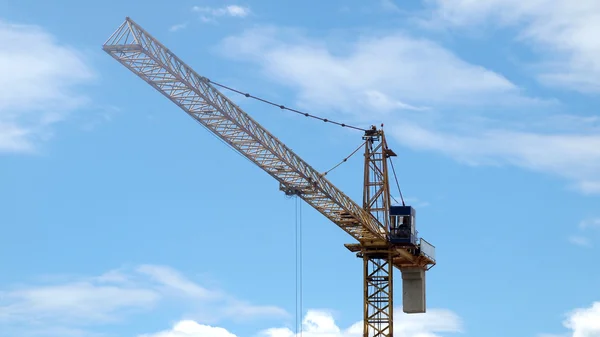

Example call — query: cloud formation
[218,26,600,194]
[141,308,462,337]
[219,26,523,115]
[0,20,94,153]
[0,281,159,324]
[140,320,237,337]
[539,302,600,336]
[569,235,591,247]
[140,301,600,337]
[580,218,600,230]
[0,265,286,336]
[569,217,600,247]
[390,123,600,194]
[193,5,251,23]
[429,0,600,93]
[169,22,188,32]
[2,265,596,337]
[563,302,600,336]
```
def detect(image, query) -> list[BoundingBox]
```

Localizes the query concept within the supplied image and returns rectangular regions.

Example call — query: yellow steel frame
[102,17,436,337]
[363,128,392,229]
[363,249,393,337]
[362,130,394,337]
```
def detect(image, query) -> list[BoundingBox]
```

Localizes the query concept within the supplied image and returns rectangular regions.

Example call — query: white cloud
[381,0,401,13]
[141,308,462,337]
[139,320,237,337]
[134,265,288,323]
[0,281,159,324]
[193,5,251,23]
[220,300,289,322]
[428,0,600,93]
[23,326,106,337]
[217,27,600,194]
[564,302,600,337]
[219,26,524,116]
[541,302,600,337]
[578,182,600,195]
[568,235,591,248]
[2,269,460,337]
[0,265,286,336]
[137,264,214,299]
[390,123,600,194]
[579,218,600,230]
[169,22,188,32]
[79,105,119,132]
[0,20,94,153]
[569,218,600,247]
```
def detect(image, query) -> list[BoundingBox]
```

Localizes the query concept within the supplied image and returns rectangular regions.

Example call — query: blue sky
[1,0,600,336]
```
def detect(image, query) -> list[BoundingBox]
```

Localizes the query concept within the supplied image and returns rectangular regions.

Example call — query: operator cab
[389,205,417,245]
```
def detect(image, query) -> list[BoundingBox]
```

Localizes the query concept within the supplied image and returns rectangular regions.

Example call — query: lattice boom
[102,18,387,243]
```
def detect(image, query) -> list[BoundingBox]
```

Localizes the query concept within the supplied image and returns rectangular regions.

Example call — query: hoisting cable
[299,198,303,337]
[389,158,406,206]
[207,79,368,132]
[321,140,367,177]
[294,196,299,336]
[294,196,304,337]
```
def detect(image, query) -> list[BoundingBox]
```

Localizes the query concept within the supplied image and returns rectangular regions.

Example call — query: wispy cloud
[193,5,251,23]
[390,124,600,195]
[568,235,591,248]
[380,0,401,13]
[169,22,188,32]
[220,299,288,323]
[0,282,157,325]
[78,105,119,132]
[0,265,286,336]
[0,20,94,153]
[569,217,600,247]
[218,27,530,114]
[427,0,600,94]
[579,218,600,230]
[136,264,215,299]
[217,26,600,194]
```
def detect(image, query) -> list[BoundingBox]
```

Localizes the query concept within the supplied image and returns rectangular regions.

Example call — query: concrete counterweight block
[401,267,426,313]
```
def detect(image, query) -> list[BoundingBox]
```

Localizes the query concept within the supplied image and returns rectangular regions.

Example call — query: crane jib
[102,17,387,243]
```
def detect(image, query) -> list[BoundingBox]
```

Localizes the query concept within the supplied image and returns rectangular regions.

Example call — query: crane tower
[102,17,436,337]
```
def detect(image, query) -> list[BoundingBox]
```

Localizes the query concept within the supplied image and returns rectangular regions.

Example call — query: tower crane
[102,17,436,337]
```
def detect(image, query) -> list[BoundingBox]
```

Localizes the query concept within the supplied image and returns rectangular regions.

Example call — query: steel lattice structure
[361,130,394,337]
[364,252,393,337]
[102,17,436,337]
[103,17,383,243]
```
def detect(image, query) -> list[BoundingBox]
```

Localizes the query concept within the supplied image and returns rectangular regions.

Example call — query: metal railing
[419,238,436,261]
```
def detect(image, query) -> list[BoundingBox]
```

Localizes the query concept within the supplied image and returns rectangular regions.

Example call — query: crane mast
[361,128,394,337]
[102,17,436,337]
